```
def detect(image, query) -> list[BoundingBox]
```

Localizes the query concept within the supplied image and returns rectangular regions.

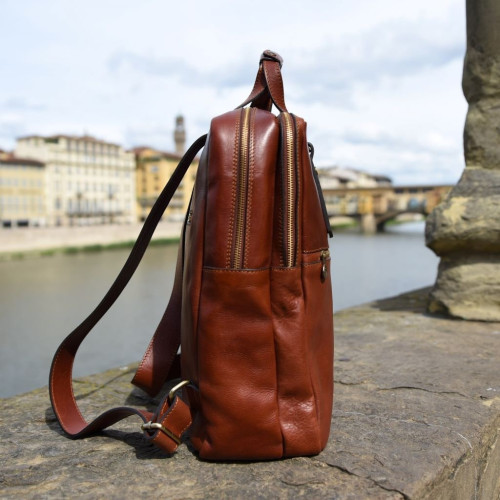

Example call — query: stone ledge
[1,288,499,499]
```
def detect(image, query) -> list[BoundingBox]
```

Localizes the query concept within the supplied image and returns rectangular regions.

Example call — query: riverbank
[1,288,499,499]
[0,215,424,261]
[0,221,183,260]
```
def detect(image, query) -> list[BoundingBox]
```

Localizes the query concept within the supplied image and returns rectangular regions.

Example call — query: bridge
[321,185,453,233]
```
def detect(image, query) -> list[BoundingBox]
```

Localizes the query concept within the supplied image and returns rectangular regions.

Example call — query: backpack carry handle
[238,50,289,113]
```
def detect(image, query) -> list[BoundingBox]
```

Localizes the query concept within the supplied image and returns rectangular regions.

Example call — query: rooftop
[18,134,121,148]
[0,156,45,167]
[131,146,182,161]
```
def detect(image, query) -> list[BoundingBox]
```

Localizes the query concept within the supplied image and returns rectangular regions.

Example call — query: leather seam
[303,248,329,255]
[178,415,193,438]
[244,108,255,268]
[294,114,301,264]
[302,259,331,267]
[204,265,324,272]
[132,330,156,385]
[160,399,192,440]
[300,264,322,453]
[160,393,177,416]
[161,398,179,425]
[204,267,269,273]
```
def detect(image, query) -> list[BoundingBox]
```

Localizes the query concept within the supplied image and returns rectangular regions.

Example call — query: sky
[0,0,467,185]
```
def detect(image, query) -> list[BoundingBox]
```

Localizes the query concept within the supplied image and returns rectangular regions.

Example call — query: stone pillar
[174,115,186,155]
[425,0,500,321]
[360,213,376,234]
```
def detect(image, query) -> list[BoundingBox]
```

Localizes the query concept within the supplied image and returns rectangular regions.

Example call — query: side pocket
[302,251,334,450]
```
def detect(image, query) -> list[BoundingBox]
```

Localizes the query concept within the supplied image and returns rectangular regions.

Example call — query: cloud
[1,97,45,111]
[107,51,254,89]
[123,125,176,152]
[316,127,464,186]
[341,127,458,155]
[287,19,464,106]
[106,14,464,113]
[0,115,27,149]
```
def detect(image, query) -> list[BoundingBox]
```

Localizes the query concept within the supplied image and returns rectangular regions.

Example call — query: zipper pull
[320,250,330,282]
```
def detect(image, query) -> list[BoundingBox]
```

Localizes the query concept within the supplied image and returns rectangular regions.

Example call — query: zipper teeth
[283,113,295,267]
[232,107,251,268]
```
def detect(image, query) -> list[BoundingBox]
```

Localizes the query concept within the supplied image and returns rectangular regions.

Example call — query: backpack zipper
[281,112,297,267]
[231,107,251,268]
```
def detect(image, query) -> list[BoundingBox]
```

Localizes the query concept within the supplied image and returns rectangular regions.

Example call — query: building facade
[0,156,46,227]
[15,135,136,226]
[134,147,197,222]
[134,114,197,222]
[317,166,392,190]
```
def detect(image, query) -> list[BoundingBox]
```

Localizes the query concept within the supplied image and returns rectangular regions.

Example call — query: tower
[174,115,186,155]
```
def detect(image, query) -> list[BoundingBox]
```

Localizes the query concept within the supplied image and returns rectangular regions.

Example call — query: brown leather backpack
[50,50,334,460]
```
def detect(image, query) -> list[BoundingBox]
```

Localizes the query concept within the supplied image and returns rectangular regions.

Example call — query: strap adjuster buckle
[140,421,181,445]
[168,379,191,404]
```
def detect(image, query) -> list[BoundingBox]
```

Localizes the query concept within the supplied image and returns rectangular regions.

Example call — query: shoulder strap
[49,134,207,454]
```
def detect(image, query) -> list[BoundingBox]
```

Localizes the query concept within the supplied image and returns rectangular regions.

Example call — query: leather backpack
[49,50,334,460]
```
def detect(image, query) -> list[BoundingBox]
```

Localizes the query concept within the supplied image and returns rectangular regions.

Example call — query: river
[0,221,439,398]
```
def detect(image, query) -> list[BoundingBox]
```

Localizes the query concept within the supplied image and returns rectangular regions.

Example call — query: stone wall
[2,289,499,499]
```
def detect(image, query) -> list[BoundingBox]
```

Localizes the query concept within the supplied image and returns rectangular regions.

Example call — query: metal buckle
[168,379,191,404]
[140,421,181,445]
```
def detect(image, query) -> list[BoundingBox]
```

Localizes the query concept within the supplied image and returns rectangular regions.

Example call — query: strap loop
[237,49,288,113]
[260,49,283,67]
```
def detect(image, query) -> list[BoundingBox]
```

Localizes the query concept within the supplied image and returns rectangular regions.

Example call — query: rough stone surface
[425,169,500,256]
[427,253,500,321]
[425,0,500,321]
[1,289,499,499]
[462,0,500,169]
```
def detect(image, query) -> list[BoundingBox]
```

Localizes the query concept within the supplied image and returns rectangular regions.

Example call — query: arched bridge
[321,185,452,233]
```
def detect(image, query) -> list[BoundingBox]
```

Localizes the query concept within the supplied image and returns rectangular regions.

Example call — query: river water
[0,221,439,397]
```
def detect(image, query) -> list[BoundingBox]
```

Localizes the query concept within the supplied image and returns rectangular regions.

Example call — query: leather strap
[238,50,288,112]
[49,134,207,453]
[131,218,184,395]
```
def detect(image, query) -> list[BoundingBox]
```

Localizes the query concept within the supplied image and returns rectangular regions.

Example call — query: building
[317,166,392,189]
[15,135,136,226]
[134,147,197,222]
[134,115,197,222]
[0,156,46,227]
